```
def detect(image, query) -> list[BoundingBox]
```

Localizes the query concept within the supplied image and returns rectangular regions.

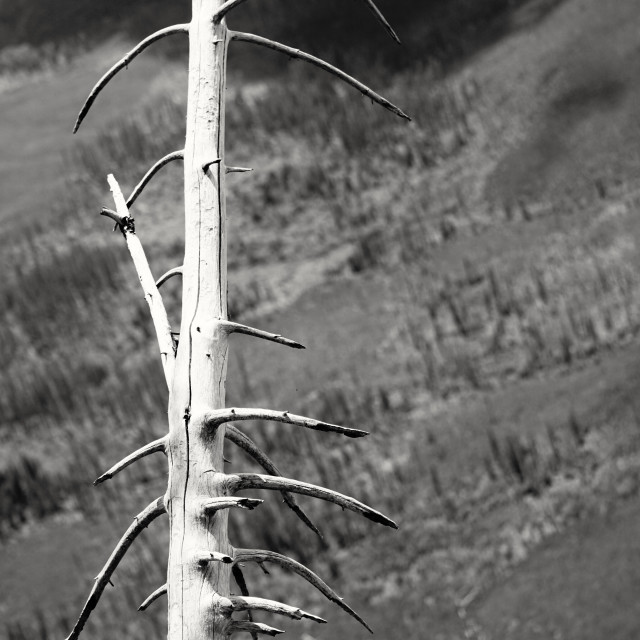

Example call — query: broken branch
[73,25,190,133]
[229,473,397,528]
[206,408,368,438]
[65,497,166,640]
[198,551,235,565]
[225,425,322,539]
[201,497,263,514]
[126,150,185,209]
[234,548,372,633]
[229,31,409,121]
[94,436,167,485]
[104,174,176,386]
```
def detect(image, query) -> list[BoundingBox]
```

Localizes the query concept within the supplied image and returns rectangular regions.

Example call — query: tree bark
[166,2,231,639]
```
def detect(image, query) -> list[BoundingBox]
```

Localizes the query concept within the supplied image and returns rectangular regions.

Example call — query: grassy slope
[3,0,640,638]
[0,37,183,231]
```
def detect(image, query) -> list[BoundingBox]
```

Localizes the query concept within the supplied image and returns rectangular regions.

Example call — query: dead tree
[66,1,408,638]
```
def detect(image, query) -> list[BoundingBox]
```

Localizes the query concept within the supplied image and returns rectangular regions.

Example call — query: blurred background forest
[2,0,640,638]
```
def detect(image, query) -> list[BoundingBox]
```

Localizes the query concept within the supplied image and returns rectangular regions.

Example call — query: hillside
[2,1,640,639]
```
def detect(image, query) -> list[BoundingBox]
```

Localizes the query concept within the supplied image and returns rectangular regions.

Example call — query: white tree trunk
[66,3,406,639]
[166,2,231,638]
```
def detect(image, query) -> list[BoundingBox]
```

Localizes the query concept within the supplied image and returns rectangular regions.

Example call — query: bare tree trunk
[66,2,408,639]
[166,2,231,638]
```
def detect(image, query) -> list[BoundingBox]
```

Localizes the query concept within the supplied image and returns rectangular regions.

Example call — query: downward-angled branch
[226,621,283,637]
[361,0,401,43]
[65,497,166,640]
[229,596,326,623]
[94,436,167,485]
[126,150,184,209]
[225,425,322,538]
[73,24,189,133]
[138,584,167,611]
[234,548,372,633]
[213,0,399,43]
[230,473,397,528]
[219,320,304,349]
[232,565,258,640]
[103,174,175,385]
[206,408,368,438]
[230,31,409,120]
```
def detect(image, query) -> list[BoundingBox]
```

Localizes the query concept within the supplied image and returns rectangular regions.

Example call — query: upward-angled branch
[65,497,166,640]
[127,150,185,209]
[156,265,183,289]
[103,174,176,385]
[229,473,398,528]
[225,425,322,538]
[73,25,190,133]
[213,0,399,43]
[138,584,168,611]
[205,408,368,438]
[234,548,372,633]
[94,436,168,485]
[229,31,410,121]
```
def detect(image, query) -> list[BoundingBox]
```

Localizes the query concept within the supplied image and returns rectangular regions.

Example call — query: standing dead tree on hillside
[66,1,408,638]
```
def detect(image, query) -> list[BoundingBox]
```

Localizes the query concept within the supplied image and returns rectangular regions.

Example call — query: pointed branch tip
[230,31,410,121]
[65,498,166,640]
[226,166,253,174]
[229,596,326,624]
[232,473,397,529]
[225,426,323,539]
[226,622,284,637]
[138,584,167,611]
[219,320,305,349]
[234,548,373,633]
[208,407,368,438]
[213,0,399,44]
[94,436,167,485]
[362,0,401,43]
[73,25,189,133]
